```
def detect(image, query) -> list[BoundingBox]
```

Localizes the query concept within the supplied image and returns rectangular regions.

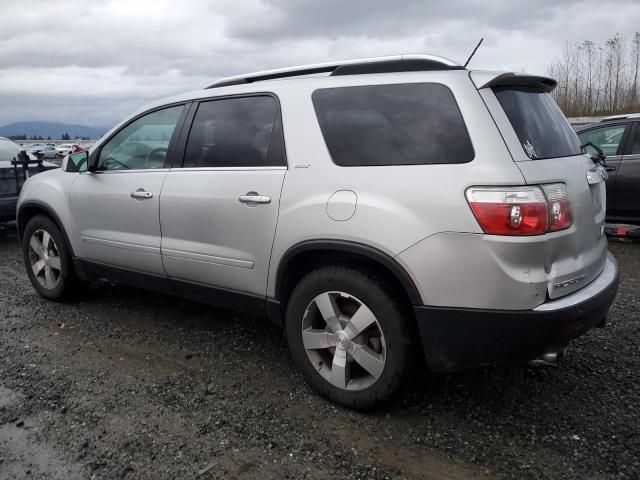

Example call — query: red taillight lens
[466,184,572,236]
[466,187,548,235]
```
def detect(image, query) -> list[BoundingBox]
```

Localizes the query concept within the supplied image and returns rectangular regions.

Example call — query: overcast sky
[1,0,639,128]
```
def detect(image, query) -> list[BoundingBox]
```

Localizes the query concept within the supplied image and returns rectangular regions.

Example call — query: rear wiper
[580,141,616,172]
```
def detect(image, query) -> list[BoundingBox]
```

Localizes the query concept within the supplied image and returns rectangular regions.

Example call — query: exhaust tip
[528,348,566,367]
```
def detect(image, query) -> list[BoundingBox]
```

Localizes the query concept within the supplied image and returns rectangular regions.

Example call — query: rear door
[577,122,631,219]
[613,122,640,224]
[474,74,608,299]
[159,94,286,298]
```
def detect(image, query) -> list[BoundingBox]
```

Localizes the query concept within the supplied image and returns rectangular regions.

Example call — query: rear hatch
[472,72,608,300]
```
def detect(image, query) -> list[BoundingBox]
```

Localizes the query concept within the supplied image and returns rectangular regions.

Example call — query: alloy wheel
[301,291,386,391]
[28,229,61,289]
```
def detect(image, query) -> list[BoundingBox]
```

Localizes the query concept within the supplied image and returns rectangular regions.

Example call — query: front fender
[17,169,78,254]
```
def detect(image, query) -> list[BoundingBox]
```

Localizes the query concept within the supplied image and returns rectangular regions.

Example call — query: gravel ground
[0,221,639,480]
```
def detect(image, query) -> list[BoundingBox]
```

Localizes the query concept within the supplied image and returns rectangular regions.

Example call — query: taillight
[541,183,573,231]
[465,184,572,236]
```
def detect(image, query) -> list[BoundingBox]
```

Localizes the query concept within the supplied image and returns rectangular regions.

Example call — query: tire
[22,215,80,300]
[285,265,412,409]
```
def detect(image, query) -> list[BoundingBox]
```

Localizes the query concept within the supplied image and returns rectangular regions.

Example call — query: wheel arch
[272,240,423,324]
[17,201,76,257]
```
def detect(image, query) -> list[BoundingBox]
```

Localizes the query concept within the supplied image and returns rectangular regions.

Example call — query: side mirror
[63,151,89,172]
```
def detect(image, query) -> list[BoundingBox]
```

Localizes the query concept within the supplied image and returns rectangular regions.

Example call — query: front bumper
[414,252,619,372]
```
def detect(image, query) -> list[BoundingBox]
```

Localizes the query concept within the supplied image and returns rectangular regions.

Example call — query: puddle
[0,423,85,479]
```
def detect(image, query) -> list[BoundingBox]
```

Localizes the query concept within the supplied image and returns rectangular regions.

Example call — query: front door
[578,122,629,219]
[69,105,186,275]
[615,122,640,224]
[160,95,287,297]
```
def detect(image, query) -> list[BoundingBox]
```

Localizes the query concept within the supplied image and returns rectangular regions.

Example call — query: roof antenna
[463,38,484,68]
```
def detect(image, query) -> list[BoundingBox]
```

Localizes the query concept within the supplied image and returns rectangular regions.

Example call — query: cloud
[0,0,638,127]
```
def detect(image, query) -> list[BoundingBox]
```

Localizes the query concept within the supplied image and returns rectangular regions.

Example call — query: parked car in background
[16,55,619,408]
[0,137,57,222]
[29,144,57,160]
[577,113,640,225]
[54,143,82,158]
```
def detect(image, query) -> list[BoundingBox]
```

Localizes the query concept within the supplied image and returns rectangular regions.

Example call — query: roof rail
[205,54,463,89]
[600,113,640,122]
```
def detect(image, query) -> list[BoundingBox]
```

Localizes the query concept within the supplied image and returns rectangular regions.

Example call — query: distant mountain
[0,121,108,140]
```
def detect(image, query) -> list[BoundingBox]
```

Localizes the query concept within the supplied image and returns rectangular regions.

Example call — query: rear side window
[493,86,582,160]
[312,83,474,166]
[183,95,285,168]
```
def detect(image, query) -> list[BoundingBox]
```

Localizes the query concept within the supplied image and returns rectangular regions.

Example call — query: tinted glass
[98,105,184,170]
[312,83,474,166]
[493,86,582,160]
[183,96,283,168]
[578,125,627,157]
[631,124,640,155]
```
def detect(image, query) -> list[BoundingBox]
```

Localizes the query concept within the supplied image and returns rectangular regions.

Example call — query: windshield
[493,86,582,160]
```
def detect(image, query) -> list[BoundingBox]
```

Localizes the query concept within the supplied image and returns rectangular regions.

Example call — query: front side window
[98,105,184,171]
[312,83,474,166]
[578,125,627,157]
[183,95,283,168]
[493,86,582,160]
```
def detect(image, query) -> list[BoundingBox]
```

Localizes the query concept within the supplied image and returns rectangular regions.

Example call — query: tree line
[548,33,640,117]
[8,133,90,141]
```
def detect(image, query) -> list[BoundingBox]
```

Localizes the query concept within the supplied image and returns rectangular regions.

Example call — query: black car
[577,114,640,226]
[0,137,58,222]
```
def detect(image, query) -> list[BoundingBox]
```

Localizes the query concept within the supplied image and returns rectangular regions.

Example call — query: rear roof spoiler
[470,71,557,92]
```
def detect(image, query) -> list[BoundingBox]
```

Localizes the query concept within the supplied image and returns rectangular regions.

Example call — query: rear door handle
[239,192,271,205]
[131,189,153,199]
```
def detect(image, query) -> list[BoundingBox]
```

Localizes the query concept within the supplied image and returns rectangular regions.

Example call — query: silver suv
[17,55,619,408]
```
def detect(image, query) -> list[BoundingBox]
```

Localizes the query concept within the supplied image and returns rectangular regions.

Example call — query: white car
[29,144,57,160]
[55,143,80,158]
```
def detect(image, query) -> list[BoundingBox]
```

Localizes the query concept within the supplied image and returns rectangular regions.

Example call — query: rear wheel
[285,266,412,409]
[22,215,80,300]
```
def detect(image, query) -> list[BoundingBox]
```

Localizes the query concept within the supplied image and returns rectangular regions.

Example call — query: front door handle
[131,189,153,199]
[239,192,271,205]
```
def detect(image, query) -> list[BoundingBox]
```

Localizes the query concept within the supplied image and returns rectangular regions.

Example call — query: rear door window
[312,83,474,166]
[493,86,582,160]
[183,95,284,168]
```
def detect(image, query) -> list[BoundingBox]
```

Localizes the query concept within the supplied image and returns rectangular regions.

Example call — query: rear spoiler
[470,71,557,92]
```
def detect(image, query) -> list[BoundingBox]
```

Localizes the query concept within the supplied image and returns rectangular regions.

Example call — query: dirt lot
[0,222,639,480]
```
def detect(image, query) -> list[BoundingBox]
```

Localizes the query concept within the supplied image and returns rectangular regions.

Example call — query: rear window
[493,86,582,160]
[312,83,474,166]
[0,139,19,162]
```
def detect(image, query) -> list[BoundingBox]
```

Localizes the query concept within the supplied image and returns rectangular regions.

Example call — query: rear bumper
[415,252,619,372]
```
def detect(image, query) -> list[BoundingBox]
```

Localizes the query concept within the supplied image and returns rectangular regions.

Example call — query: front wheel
[285,266,412,409]
[22,215,80,300]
